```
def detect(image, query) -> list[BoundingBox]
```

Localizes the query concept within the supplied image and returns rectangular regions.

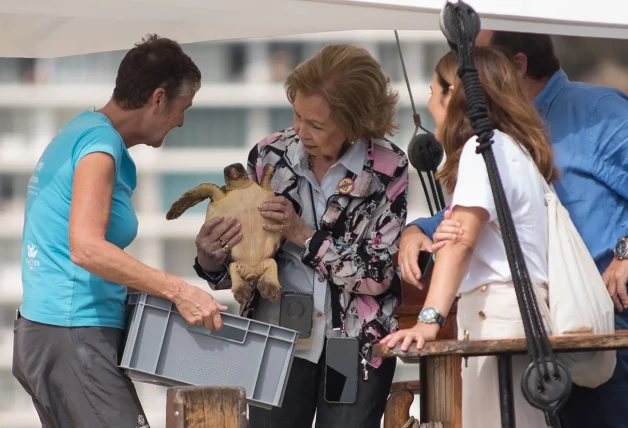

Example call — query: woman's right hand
[172,282,229,330]
[195,216,243,272]
[398,226,434,289]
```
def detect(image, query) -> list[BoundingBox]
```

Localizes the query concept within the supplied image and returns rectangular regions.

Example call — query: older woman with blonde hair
[193,44,409,427]
[382,46,559,428]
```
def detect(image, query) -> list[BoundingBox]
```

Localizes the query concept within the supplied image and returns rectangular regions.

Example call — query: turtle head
[224,163,250,188]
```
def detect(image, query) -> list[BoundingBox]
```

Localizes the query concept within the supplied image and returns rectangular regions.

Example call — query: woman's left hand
[259,196,309,244]
[379,322,440,352]
[431,208,464,252]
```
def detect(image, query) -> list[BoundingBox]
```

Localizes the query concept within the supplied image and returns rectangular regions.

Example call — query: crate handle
[186,323,248,344]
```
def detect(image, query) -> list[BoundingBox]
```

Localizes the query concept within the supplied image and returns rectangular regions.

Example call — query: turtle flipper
[260,164,275,191]
[166,183,226,220]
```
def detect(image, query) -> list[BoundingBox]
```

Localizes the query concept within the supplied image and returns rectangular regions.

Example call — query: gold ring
[222,244,230,253]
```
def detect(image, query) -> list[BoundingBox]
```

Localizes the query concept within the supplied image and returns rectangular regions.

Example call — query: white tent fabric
[1,0,628,58]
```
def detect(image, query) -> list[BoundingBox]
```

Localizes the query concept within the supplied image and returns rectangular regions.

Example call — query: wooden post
[165,386,248,428]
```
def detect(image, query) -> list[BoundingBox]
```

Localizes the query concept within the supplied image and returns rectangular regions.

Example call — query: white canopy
[1,0,628,58]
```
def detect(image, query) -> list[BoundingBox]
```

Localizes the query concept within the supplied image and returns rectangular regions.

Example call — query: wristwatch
[418,306,446,328]
[614,236,628,260]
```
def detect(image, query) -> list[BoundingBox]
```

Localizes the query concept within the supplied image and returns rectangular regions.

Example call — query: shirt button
[478,311,486,320]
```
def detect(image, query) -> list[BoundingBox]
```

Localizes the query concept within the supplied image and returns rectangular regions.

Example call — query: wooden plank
[374,330,628,362]
[165,386,247,428]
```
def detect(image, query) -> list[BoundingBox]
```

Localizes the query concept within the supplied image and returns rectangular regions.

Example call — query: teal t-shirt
[20,110,138,329]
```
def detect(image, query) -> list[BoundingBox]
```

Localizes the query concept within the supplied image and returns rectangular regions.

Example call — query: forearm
[423,241,474,318]
[195,255,231,290]
[198,251,229,275]
[71,239,182,301]
[293,224,315,249]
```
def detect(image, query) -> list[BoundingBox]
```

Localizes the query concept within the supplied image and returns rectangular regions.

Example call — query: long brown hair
[434,47,558,193]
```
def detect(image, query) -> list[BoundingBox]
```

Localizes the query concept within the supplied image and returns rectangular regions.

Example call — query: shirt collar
[292,138,366,176]
[533,68,569,118]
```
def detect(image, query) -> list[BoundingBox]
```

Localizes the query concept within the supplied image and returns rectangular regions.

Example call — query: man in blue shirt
[401,31,628,427]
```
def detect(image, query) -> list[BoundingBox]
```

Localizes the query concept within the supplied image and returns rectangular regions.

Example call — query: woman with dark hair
[382,46,559,427]
[194,43,409,428]
[13,35,228,428]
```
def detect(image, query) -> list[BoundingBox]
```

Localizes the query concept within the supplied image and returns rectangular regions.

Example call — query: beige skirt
[457,282,549,428]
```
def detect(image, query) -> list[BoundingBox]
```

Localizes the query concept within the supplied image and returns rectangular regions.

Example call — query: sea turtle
[165,163,282,305]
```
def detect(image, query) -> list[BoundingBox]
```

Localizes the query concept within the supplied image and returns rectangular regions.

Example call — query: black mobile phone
[418,251,435,282]
[324,337,359,404]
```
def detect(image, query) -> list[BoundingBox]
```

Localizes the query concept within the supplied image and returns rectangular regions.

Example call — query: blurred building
[0,30,448,427]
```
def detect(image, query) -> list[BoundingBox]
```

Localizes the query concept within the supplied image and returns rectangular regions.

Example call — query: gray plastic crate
[120,292,299,409]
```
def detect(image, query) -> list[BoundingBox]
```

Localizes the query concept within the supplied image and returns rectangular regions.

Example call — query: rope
[438,0,572,422]
[402,417,443,428]
[394,30,446,213]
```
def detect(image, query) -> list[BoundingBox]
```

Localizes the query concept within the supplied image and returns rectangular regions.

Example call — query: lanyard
[307,179,354,335]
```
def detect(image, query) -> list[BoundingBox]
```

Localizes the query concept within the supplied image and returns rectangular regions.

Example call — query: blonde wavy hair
[284,44,400,143]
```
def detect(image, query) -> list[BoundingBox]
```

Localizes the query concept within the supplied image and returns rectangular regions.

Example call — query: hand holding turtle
[194,216,243,272]
[259,196,314,248]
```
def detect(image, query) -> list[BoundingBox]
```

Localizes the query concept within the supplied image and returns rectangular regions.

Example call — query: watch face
[420,307,437,323]
[616,240,628,257]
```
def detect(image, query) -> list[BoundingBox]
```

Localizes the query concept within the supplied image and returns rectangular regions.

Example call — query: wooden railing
[376,255,628,428]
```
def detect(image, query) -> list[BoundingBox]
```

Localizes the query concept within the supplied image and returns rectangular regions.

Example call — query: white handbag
[531,170,617,388]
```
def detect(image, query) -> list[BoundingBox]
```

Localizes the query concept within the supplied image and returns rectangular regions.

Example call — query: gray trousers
[12,314,149,428]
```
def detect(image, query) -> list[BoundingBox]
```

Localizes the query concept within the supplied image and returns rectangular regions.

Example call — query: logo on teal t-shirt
[20,110,138,329]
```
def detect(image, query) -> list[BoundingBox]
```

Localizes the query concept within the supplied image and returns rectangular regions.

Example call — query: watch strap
[434,312,446,328]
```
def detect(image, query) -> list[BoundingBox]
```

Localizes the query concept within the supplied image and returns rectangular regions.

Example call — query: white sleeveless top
[451,129,549,294]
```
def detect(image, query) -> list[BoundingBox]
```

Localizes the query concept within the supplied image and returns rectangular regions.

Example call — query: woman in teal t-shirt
[13,35,234,428]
